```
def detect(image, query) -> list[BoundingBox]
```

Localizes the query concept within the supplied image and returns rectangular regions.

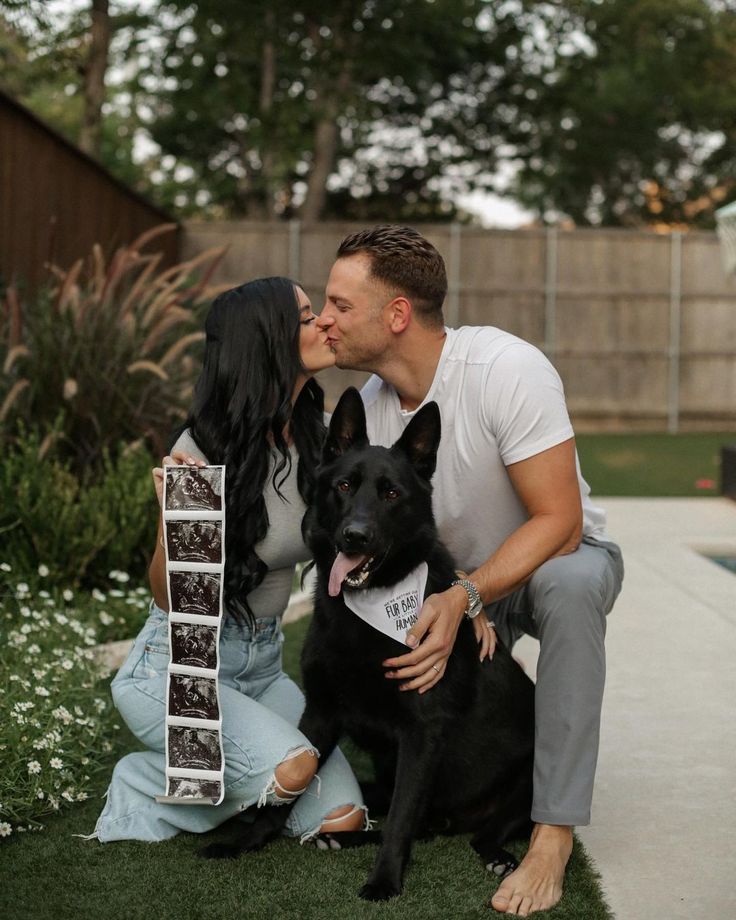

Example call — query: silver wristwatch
[452,578,483,619]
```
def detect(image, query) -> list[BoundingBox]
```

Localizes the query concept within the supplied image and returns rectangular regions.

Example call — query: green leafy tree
[132,0,537,220]
[499,0,736,227]
[0,1,152,189]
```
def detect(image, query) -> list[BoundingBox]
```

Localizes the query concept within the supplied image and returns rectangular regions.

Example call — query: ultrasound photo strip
[155,464,227,807]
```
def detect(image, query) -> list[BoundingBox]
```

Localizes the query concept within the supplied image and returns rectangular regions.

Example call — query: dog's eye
[337,480,350,493]
[385,488,400,501]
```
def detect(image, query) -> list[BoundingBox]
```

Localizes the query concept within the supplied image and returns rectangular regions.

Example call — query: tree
[132,0,536,221]
[78,0,111,157]
[497,0,736,227]
[0,1,151,186]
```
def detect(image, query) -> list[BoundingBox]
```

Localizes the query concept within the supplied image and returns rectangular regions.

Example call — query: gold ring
[432,664,441,673]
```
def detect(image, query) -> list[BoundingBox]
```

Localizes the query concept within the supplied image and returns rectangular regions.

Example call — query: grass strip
[0,617,612,920]
[576,431,734,496]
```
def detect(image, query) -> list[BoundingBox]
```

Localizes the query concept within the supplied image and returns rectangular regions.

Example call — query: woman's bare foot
[490,824,573,916]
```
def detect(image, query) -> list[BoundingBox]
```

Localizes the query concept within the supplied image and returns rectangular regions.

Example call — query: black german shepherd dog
[201,388,535,902]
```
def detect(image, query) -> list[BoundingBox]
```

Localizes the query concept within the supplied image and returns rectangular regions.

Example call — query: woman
[93,278,366,843]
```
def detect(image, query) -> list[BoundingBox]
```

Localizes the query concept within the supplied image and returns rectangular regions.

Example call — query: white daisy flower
[27,761,41,774]
[38,564,49,577]
[0,822,12,837]
[50,758,63,769]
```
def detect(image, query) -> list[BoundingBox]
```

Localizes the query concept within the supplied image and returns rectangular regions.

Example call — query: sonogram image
[166,520,223,564]
[169,674,219,720]
[167,777,222,800]
[169,572,221,617]
[165,467,223,512]
[168,726,222,771]
[170,623,218,669]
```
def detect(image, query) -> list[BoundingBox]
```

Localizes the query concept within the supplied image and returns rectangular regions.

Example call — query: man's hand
[383,584,467,694]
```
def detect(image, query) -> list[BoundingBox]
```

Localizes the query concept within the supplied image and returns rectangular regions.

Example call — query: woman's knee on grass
[320,803,366,833]
[273,748,319,799]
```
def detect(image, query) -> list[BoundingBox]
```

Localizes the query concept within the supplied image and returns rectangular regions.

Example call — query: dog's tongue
[328,552,368,597]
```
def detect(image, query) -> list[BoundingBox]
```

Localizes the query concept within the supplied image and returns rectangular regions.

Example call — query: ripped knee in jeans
[258,745,319,807]
[299,804,372,845]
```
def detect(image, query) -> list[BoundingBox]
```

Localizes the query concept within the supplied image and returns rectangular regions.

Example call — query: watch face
[454,579,482,617]
[464,581,482,617]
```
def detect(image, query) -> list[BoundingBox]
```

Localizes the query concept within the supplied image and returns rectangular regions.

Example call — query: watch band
[451,578,483,619]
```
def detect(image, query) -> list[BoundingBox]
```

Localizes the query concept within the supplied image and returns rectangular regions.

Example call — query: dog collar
[343,562,428,644]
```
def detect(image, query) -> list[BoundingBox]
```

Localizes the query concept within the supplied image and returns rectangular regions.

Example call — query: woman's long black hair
[182,277,325,625]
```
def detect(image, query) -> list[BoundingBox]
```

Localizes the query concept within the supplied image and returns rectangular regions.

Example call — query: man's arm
[383,437,583,692]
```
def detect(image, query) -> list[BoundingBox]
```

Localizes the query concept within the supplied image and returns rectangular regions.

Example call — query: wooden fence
[0,90,179,292]
[183,220,736,431]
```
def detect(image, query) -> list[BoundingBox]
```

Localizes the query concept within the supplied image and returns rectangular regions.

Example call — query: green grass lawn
[576,431,735,496]
[0,616,611,920]
[4,430,731,918]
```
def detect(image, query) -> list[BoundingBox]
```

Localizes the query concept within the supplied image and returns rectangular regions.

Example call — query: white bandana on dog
[343,562,428,644]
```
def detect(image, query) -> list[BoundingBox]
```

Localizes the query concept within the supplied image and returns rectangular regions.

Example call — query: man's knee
[529,551,612,633]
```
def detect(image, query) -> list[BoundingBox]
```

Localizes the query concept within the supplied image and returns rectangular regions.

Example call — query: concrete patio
[516,497,736,919]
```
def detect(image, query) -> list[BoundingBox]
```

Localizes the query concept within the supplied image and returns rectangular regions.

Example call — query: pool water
[707,555,736,574]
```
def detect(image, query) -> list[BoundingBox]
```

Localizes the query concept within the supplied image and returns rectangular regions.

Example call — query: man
[317,225,624,917]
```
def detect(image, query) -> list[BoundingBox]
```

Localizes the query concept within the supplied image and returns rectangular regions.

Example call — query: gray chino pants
[485,536,624,827]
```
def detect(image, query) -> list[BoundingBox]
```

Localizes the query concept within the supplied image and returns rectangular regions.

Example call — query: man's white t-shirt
[360,326,608,572]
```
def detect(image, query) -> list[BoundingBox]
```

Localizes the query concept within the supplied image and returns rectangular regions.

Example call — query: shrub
[0,426,159,589]
[1,563,150,647]
[0,225,224,471]
[0,575,122,836]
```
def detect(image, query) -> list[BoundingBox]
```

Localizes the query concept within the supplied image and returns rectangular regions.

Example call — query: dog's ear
[323,387,369,463]
[392,401,441,480]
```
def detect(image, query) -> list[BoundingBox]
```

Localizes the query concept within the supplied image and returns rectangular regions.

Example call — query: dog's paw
[484,847,518,878]
[197,842,241,860]
[307,830,381,851]
[358,879,402,902]
[310,833,343,851]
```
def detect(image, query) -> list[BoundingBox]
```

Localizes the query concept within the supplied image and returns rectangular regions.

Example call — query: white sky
[458,191,533,228]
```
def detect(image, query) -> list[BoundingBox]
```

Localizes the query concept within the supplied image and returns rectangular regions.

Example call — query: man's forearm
[468,512,581,607]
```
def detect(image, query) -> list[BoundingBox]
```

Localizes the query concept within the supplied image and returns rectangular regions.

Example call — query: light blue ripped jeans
[93,603,365,843]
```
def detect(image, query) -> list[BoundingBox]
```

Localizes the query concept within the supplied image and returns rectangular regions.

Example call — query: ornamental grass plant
[0,225,224,471]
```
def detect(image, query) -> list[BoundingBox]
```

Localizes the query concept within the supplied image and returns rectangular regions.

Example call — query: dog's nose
[342,523,373,550]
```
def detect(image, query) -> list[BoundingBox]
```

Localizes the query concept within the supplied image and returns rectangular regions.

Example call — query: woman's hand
[151,450,207,507]
[471,614,497,662]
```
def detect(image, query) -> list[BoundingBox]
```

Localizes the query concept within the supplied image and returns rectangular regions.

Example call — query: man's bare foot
[490,824,573,916]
